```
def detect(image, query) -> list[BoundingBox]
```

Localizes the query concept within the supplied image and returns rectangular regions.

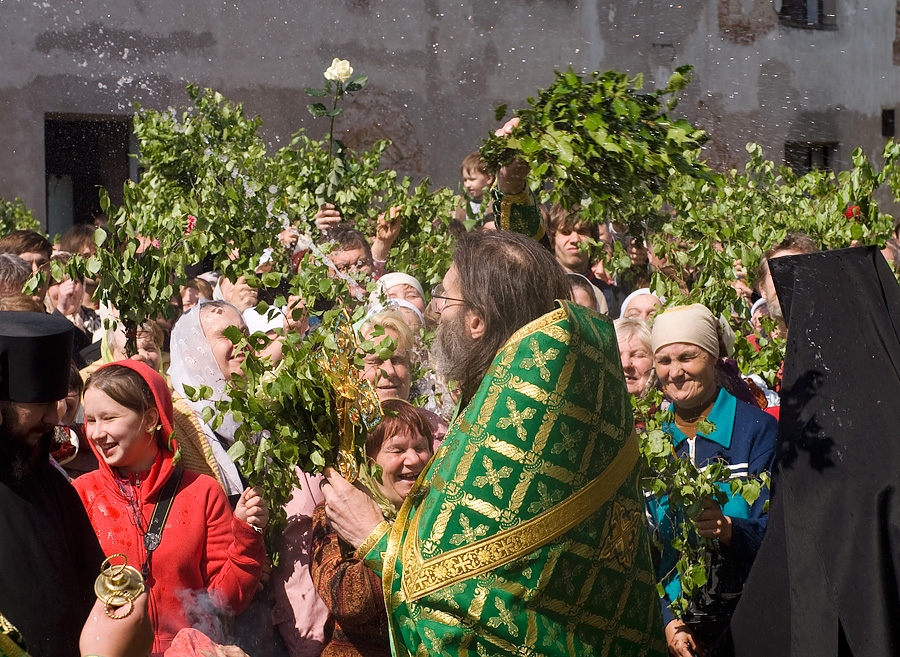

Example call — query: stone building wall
[1,0,898,228]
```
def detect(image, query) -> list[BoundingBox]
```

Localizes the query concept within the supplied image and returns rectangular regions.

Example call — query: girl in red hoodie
[74,360,267,654]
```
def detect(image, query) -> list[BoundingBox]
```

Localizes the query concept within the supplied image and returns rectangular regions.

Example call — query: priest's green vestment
[362,301,665,656]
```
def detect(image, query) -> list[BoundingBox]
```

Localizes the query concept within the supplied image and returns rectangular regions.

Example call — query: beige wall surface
[2,0,898,227]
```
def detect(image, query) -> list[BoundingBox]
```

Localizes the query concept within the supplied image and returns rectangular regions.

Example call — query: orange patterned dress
[309,504,391,657]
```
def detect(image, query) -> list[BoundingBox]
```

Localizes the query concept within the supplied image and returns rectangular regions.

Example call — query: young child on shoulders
[453,151,495,228]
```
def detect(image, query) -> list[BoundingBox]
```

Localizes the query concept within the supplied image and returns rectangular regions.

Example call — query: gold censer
[93,554,145,619]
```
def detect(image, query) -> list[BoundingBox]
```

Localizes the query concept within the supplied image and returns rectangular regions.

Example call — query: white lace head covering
[168,300,245,494]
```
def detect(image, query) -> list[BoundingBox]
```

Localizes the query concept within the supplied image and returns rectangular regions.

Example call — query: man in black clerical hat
[717,246,900,657]
[0,311,105,657]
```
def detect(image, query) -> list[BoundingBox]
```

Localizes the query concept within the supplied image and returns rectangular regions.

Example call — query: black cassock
[0,458,104,657]
[717,246,900,657]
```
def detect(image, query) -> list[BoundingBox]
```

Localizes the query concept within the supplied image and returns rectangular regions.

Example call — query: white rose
[324,58,353,84]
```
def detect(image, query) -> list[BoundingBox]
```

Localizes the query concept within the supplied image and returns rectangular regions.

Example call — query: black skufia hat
[717,247,900,657]
[0,312,74,403]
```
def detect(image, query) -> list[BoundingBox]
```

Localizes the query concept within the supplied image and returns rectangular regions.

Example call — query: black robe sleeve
[0,461,105,657]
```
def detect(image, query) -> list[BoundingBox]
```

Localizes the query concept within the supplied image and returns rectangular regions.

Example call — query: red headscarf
[92,360,176,450]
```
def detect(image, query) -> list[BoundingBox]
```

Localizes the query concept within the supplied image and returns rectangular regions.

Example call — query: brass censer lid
[93,554,145,619]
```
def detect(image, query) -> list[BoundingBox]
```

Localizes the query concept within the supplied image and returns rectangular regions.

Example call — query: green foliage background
[482,65,900,615]
[12,63,900,602]
[86,80,457,554]
[0,197,41,235]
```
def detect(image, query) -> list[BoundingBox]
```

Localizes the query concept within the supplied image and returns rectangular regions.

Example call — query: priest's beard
[430,310,490,408]
[0,425,49,486]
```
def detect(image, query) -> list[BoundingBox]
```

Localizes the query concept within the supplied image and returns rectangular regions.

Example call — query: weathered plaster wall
[1,0,898,226]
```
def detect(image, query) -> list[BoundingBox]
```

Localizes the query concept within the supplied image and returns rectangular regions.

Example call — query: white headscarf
[567,272,609,315]
[750,297,768,317]
[651,303,721,358]
[368,273,425,314]
[377,272,425,300]
[365,298,425,327]
[168,302,244,495]
[620,288,664,318]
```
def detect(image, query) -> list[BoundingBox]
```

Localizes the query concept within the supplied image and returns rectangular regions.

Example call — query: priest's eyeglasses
[431,284,465,313]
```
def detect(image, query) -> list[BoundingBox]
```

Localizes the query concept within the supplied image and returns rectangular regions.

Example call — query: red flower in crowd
[845,205,861,219]
[185,214,197,235]
[151,239,161,249]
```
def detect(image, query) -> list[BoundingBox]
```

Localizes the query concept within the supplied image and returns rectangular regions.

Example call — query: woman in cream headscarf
[368,277,455,422]
[648,304,777,657]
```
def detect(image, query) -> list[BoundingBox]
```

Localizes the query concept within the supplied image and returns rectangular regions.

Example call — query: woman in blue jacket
[649,304,777,657]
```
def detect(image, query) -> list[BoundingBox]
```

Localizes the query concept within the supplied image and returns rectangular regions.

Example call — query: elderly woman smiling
[613,317,654,397]
[649,304,777,657]
[310,399,434,657]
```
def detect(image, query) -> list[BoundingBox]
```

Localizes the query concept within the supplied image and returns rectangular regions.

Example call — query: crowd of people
[0,135,898,657]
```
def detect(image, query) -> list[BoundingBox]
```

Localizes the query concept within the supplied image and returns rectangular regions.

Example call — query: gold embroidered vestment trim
[401,431,640,601]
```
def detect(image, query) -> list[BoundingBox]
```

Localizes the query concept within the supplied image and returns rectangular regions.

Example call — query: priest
[0,312,105,657]
[323,231,665,656]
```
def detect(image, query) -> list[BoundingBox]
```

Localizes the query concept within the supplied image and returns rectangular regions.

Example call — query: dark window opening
[778,0,837,29]
[45,115,131,237]
[784,141,838,175]
[883,109,895,138]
